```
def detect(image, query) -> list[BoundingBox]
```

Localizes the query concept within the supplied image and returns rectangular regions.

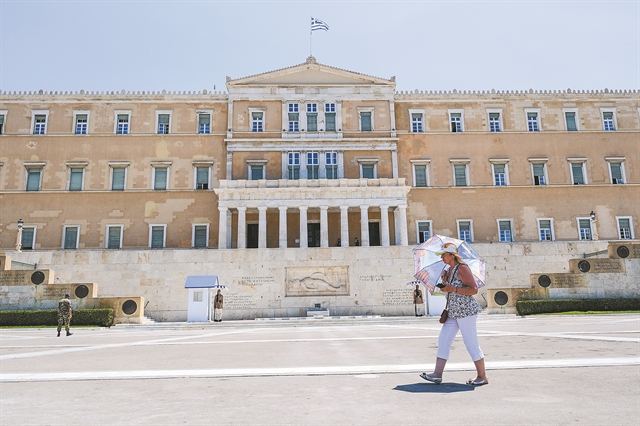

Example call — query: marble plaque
[569,259,625,274]
[285,266,349,296]
[0,271,28,286]
[530,274,586,288]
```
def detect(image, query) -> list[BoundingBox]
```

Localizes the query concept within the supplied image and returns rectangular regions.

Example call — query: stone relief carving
[285,266,349,296]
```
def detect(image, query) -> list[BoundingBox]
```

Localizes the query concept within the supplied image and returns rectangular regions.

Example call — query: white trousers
[436,314,484,362]
[414,304,425,316]
[214,308,222,321]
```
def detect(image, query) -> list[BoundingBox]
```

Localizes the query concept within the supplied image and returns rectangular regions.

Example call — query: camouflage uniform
[57,297,73,336]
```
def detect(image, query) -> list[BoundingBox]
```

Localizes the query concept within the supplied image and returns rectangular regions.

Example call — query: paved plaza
[1,314,639,425]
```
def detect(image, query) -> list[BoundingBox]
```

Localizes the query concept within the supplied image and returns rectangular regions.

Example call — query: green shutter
[107,227,121,249]
[69,168,83,191]
[151,227,164,248]
[307,114,317,131]
[112,168,125,190]
[194,226,207,248]
[360,112,372,131]
[325,113,336,131]
[64,227,78,249]
[198,114,210,125]
[26,169,41,191]
[154,167,167,190]
[414,165,427,187]
[454,165,467,186]
[21,228,34,250]
[565,112,577,131]
[571,163,584,184]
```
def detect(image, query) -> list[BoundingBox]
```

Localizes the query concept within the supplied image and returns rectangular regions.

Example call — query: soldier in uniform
[414,284,425,317]
[213,289,224,322]
[57,293,73,337]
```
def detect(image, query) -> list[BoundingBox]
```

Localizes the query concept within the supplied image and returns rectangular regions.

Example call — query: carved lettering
[382,289,413,306]
[238,276,276,286]
[223,293,256,310]
[359,274,392,282]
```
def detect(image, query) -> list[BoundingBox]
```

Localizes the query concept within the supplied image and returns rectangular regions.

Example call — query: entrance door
[307,223,321,247]
[247,224,259,248]
[369,222,381,246]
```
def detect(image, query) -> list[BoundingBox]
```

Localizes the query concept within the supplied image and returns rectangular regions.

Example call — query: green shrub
[0,308,114,327]
[516,298,640,316]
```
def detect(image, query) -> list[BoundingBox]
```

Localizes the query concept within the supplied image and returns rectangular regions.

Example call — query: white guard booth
[185,275,220,322]
[427,291,447,316]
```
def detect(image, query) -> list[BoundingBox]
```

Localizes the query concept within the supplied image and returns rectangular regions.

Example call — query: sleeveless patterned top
[446,264,483,319]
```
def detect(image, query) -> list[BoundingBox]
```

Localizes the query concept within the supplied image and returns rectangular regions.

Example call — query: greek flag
[311,17,329,31]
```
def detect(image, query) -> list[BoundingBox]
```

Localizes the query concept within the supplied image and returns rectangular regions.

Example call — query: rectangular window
[288,152,300,180]
[417,221,431,243]
[498,220,513,242]
[450,112,463,132]
[198,113,211,134]
[26,168,42,191]
[193,225,209,248]
[0,113,5,134]
[565,111,578,131]
[578,219,592,240]
[458,220,472,243]
[33,114,47,135]
[602,111,615,131]
[249,165,264,180]
[532,163,547,186]
[252,111,264,132]
[361,164,375,179]
[617,217,633,240]
[69,168,84,191]
[21,227,36,250]
[195,167,210,189]
[111,168,126,191]
[63,226,79,249]
[150,225,166,248]
[153,167,168,190]
[413,164,428,187]
[106,225,122,249]
[360,111,372,131]
[571,163,585,185]
[75,114,88,135]
[288,104,299,132]
[157,113,170,134]
[411,113,423,133]
[116,114,130,134]
[493,164,506,186]
[609,162,624,184]
[307,152,319,179]
[325,152,338,179]
[306,103,317,132]
[325,103,336,131]
[538,219,553,241]
[527,112,539,132]
[454,164,467,187]
[489,112,501,132]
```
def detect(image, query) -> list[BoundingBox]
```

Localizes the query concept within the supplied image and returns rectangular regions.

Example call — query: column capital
[218,206,228,212]
[380,204,390,210]
[320,205,329,210]
[278,205,288,211]
[397,204,408,210]
[257,206,268,212]
[237,206,247,212]
[359,205,370,211]
[299,205,309,211]
[340,205,349,211]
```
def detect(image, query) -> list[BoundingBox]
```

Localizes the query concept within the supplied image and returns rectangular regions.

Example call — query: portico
[214,178,410,249]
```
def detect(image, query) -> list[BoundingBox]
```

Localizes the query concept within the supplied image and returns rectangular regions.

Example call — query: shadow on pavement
[393,383,474,393]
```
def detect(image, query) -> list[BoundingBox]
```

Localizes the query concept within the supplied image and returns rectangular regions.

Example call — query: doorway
[369,222,380,246]
[247,223,259,248]
[307,223,321,247]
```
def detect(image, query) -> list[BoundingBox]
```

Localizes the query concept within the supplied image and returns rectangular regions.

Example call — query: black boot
[66,331,73,336]
[57,331,60,337]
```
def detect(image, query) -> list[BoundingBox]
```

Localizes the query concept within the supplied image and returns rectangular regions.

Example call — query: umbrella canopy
[413,235,486,293]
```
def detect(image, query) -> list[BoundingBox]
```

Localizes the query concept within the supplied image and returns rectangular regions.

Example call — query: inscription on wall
[0,272,27,286]
[569,259,625,274]
[224,293,256,310]
[382,289,413,306]
[238,276,276,287]
[359,274,392,282]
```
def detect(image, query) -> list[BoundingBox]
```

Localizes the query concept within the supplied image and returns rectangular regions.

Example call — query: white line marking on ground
[1,357,637,382]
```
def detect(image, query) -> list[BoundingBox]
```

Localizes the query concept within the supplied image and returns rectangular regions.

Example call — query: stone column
[278,206,288,248]
[237,207,247,249]
[299,151,308,180]
[380,205,390,246]
[391,149,398,179]
[218,206,228,249]
[337,150,345,178]
[299,206,308,248]
[340,205,349,247]
[320,205,329,247]
[318,151,326,179]
[258,206,267,249]
[227,100,233,139]
[397,205,409,246]
[226,151,233,180]
[281,151,288,179]
[360,205,370,247]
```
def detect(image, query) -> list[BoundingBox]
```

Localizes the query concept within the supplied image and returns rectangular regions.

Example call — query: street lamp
[15,218,24,252]
[589,211,599,241]
[590,211,596,221]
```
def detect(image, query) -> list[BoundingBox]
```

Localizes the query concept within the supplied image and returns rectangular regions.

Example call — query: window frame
[197,110,213,134]
[247,160,267,180]
[529,158,549,186]
[357,158,378,179]
[524,108,541,132]
[106,224,124,249]
[109,162,129,191]
[31,110,49,135]
[287,103,300,132]
[193,162,213,190]
[457,219,474,243]
[489,159,510,186]
[249,108,265,133]
[416,220,433,244]
[567,158,587,185]
[450,159,470,187]
[408,108,425,133]
[0,109,7,135]
[576,217,593,241]
[486,108,503,132]
[72,110,90,135]
[606,157,626,184]
[192,223,210,248]
[600,108,617,131]
[448,109,465,133]
[148,224,167,249]
[24,163,45,191]
[537,218,555,242]
[114,110,132,135]
[151,162,171,191]
[410,159,430,187]
[562,108,580,131]
[325,151,339,179]
[20,226,36,250]
[615,216,634,240]
[357,108,375,132]
[156,110,172,135]
[67,163,87,191]
[497,219,514,242]
[62,225,81,249]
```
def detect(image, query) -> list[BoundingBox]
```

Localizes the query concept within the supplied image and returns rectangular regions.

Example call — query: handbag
[439,294,449,324]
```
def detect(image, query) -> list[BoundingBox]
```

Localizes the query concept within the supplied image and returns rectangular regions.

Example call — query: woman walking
[420,243,488,386]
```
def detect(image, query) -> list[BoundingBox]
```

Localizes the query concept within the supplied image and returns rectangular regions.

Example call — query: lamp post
[15,218,24,252]
[590,211,599,241]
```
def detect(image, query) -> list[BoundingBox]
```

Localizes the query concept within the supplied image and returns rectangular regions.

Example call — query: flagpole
[309,17,313,56]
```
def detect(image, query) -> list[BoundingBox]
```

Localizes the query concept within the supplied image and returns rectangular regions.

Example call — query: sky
[0,0,638,93]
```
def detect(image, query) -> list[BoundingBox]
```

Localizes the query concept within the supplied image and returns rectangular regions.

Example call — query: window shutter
[454,165,467,186]
[307,114,317,131]
[112,168,125,190]
[21,228,34,249]
[154,167,167,190]
[610,163,622,183]
[64,227,78,249]
[108,227,121,249]
[360,112,372,131]
[196,167,209,189]
[194,226,207,248]
[151,227,164,248]
[414,165,427,187]
[565,112,577,131]
[571,164,584,184]
[26,169,41,191]
[199,114,210,125]
[69,168,83,191]
[325,113,336,131]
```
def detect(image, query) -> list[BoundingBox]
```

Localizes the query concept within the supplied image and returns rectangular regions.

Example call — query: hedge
[516,298,640,316]
[0,308,114,327]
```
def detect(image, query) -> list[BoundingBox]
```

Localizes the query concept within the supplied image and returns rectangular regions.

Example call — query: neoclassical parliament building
[1,58,638,320]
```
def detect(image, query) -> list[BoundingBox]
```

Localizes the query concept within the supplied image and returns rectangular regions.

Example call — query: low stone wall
[4,241,638,321]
